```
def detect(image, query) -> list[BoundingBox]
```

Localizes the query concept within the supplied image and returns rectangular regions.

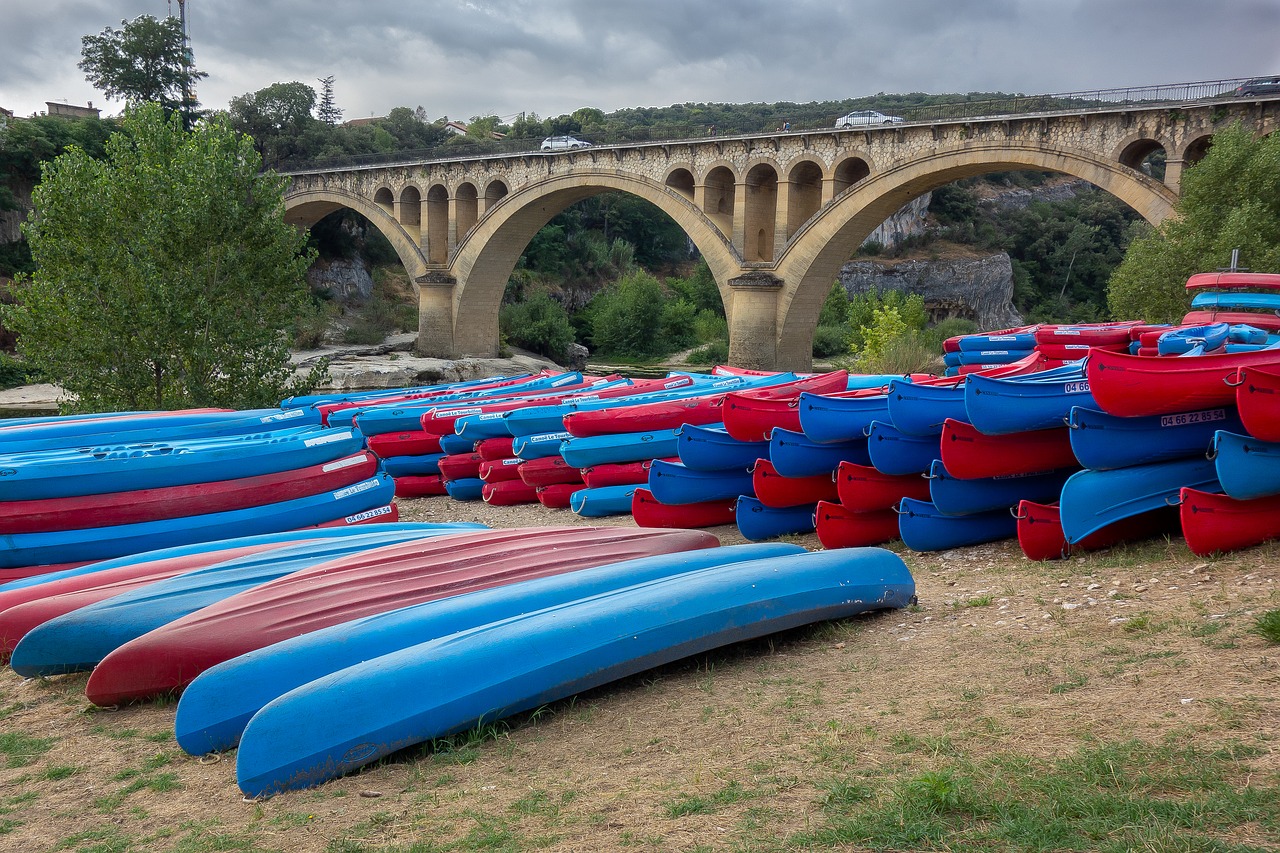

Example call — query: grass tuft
[1251,609,1280,644]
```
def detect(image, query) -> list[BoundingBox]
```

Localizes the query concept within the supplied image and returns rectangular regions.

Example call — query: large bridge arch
[446,171,745,357]
[772,143,1180,370]
[283,187,431,279]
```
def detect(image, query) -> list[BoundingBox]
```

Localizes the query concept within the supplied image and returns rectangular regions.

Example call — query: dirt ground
[1,495,1277,852]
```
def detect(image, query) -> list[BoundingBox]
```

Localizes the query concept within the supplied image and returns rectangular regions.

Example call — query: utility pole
[177,0,194,129]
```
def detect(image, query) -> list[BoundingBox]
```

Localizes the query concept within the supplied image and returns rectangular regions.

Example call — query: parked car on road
[834,110,905,128]
[541,135,592,151]
[1235,76,1280,97]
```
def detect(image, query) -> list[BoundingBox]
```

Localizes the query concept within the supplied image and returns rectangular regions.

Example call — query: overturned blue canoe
[796,391,889,444]
[1059,456,1221,543]
[8,525,483,677]
[175,542,805,754]
[570,484,639,517]
[956,332,1037,352]
[438,433,478,455]
[886,379,968,436]
[735,496,816,540]
[768,428,870,477]
[380,453,446,478]
[351,374,583,435]
[896,497,1017,552]
[1068,406,1242,470]
[926,460,1072,516]
[647,459,753,505]
[511,431,571,460]
[443,477,485,501]
[965,367,1095,435]
[234,546,915,797]
[561,428,681,468]
[676,424,767,472]
[1212,430,1280,500]
[866,421,940,476]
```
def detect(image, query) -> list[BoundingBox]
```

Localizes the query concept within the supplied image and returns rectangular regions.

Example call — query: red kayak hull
[1035,322,1142,348]
[481,479,540,505]
[478,458,525,483]
[581,459,669,488]
[835,461,930,511]
[1017,500,1175,561]
[1088,346,1280,417]
[367,431,443,459]
[631,488,736,529]
[564,396,725,437]
[753,459,839,508]
[722,371,851,442]
[1185,271,1280,290]
[476,437,517,460]
[83,526,718,705]
[941,420,1077,479]
[1236,365,1280,442]
[535,483,580,508]
[394,475,448,498]
[1181,310,1280,333]
[437,451,485,481]
[814,501,899,548]
[0,453,378,536]
[518,456,584,487]
[1180,487,1280,556]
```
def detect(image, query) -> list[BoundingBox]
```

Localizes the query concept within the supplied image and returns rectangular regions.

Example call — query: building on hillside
[45,101,100,119]
[443,121,469,136]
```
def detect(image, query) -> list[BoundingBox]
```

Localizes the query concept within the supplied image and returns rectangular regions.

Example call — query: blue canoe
[735,496,817,540]
[561,428,682,468]
[7,525,484,677]
[438,433,478,455]
[1068,406,1243,470]
[796,391,890,444]
[676,424,768,471]
[896,497,1017,552]
[957,332,1037,352]
[647,460,753,505]
[350,374,584,435]
[280,374,517,410]
[234,547,915,796]
[570,484,638,517]
[1157,323,1230,356]
[0,473,398,569]
[768,428,870,477]
[1190,291,1280,312]
[886,379,967,436]
[444,477,485,501]
[0,426,367,501]
[866,420,941,476]
[964,367,1095,435]
[510,431,572,460]
[175,542,805,754]
[0,408,289,445]
[926,459,1072,516]
[1059,456,1221,543]
[1212,430,1280,500]
[380,453,446,478]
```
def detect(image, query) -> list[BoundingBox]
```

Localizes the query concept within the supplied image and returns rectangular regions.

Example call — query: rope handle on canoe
[1223,370,1244,387]
[922,470,938,480]
[1010,506,1028,519]
[1064,415,1077,429]
[1165,494,1183,507]
[787,399,800,409]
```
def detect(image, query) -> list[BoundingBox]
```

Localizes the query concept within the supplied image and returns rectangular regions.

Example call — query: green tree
[316,75,342,126]
[499,292,575,360]
[4,103,323,413]
[1109,123,1280,322]
[228,81,317,167]
[589,270,667,357]
[79,15,205,126]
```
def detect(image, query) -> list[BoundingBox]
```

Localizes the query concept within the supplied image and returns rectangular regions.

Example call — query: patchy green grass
[0,732,55,769]
[663,781,753,818]
[1252,609,1280,644]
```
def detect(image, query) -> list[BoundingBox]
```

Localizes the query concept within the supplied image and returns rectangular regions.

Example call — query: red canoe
[313,504,399,527]
[814,501,899,549]
[1236,364,1280,442]
[1035,322,1143,348]
[0,561,92,586]
[476,437,517,460]
[1185,271,1280,290]
[481,479,540,505]
[437,451,485,481]
[631,488,736,529]
[721,371,852,442]
[581,459,670,488]
[1181,310,1280,333]
[1087,346,1280,417]
[564,396,725,438]
[535,483,580,508]
[835,461,930,511]
[518,456,584,487]
[320,373,553,426]
[83,526,718,705]
[0,453,378,536]
[478,458,525,483]
[394,475,447,498]
[940,420,1077,479]
[366,430,443,459]
[1180,487,1280,556]
[1036,342,1125,361]
[752,459,839,508]
[1016,500,1175,561]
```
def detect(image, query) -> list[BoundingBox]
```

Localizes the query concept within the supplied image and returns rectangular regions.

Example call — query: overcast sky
[4,0,1280,124]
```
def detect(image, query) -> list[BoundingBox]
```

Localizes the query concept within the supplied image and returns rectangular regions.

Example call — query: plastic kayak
[570,484,639,517]
[476,437,517,460]
[796,389,890,444]
[1016,500,1176,561]
[1235,364,1280,442]
[896,497,1017,552]
[927,459,1071,516]
[1185,271,1280,290]
[381,453,446,478]
[1179,487,1280,555]
[481,479,540,505]
[1211,429,1280,500]
[964,367,1095,435]
[752,459,839,508]
[1180,310,1280,333]
[478,458,524,483]
[1086,347,1280,418]
[721,371,851,442]
[1067,406,1242,470]
[395,475,447,498]
[1058,456,1220,543]
[675,424,768,472]
[835,461,931,511]
[510,431,571,461]
[646,459,752,505]
[232,547,914,797]
[768,428,870,478]
[940,419,1077,479]
[366,430,442,459]
[562,395,725,438]
[866,421,940,476]
[943,325,1039,353]
[444,477,485,501]
[631,488,736,528]
[536,483,579,508]
[581,459,654,488]
[517,456,584,487]
[886,379,968,436]
[735,496,816,541]
[814,501,899,549]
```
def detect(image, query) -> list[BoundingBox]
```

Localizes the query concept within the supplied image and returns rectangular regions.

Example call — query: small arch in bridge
[484,179,509,212]
[373,187,394,216]
[1117,138,1167,181]
[786,160,824,239]
[455,182,479,239]
[702,166,736,239]
[744,163,778,262]
[426,184,449,264]
[665,167,695,201]
[399,186,422,241]
[1183,134,1214,167]
[833,157,871,196]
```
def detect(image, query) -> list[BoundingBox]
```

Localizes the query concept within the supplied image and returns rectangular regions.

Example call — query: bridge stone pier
[283,96,1278,370]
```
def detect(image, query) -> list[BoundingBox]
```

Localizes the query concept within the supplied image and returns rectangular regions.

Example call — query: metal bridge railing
[277,76,1267,175]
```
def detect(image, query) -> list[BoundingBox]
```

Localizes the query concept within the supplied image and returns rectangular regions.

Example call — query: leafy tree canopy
[1108,123,1280,323]
[79,15,206,124]
[4,103,323,412]
[228,81,318,166]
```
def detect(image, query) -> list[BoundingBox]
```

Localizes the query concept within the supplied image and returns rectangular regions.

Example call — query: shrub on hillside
[499,292,576,361]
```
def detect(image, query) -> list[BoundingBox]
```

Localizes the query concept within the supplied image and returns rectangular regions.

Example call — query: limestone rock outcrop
[837,254,1023,331]
[307,257,374,303]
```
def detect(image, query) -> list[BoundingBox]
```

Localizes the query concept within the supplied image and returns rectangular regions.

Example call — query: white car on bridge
[540,135,592,151]
[834,110,905,127]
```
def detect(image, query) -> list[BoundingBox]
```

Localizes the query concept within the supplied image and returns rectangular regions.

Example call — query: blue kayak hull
[735,496,817,540]
[965,370,1096,435]
[1068,406,1242,470]
[444,477,485,500]
[866,421,940,476]
[1212,430,1280,500]
[1059,456,1221,542]
[886,380,967,436]
[570,485,638,517]
[647,460,753,505]
[561,428,682,468]
[676,424,767,471]
[896,497,1017,551]
[795,392,889,444]
[234,547,915,797]
[768,428,870,477]
[927,460,1072,516]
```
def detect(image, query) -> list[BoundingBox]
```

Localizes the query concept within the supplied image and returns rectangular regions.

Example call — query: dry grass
[1,496,1277,852]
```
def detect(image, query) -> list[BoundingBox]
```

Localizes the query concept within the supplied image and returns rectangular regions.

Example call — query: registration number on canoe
[1063,381,1091,394]
[1160,409,1227,427]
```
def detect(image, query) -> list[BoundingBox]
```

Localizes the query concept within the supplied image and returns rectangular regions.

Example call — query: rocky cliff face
[864,192,931,249]
[837,254,1023,330]
[307,257,373,303]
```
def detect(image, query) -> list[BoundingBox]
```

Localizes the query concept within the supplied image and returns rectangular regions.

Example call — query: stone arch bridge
[282,94,1279,370]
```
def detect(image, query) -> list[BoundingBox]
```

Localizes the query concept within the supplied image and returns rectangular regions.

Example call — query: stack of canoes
[0,408,401,581]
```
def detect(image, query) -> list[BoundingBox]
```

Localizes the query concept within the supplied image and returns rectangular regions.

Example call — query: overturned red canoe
[394,475,447,498]
[631,488,736,529]
[753,459,838,508]
[941,420,1078,479]
[1016,500,1175,561]
[1235,364,1280,443]
[1035,322,1142,348]
[0,453,378,536]
[438,452,486,481]
[535,483,580,508]
[476,437,517,460]
[814,501,899,549]
[722,371,851,442]
[481,479,540,506]
[1181,310,1280,333]
[1185,271,1280,290]
[367,430,443,459]
[1179,487,1280,556]
[478,458,525,483]
[563,396,725,437]
[1087,346,1280,417]
[835,461,930,511]
[582,459,670,488]
[518,456,584,487]
[84,526,720,706]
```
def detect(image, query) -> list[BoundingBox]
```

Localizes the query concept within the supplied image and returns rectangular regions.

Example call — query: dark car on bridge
[1235,76,1280,96]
